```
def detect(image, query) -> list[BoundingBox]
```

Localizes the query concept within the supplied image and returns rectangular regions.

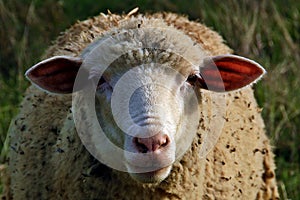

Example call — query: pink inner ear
[199,55,265,92]
[26,56,85,94]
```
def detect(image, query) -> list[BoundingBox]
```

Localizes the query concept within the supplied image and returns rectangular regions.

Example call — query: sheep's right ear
[25,56,88,94]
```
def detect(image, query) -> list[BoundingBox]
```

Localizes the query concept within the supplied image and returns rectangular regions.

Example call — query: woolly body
[5,12,278,199]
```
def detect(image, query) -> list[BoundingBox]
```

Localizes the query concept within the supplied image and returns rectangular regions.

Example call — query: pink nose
[134,134,170,153]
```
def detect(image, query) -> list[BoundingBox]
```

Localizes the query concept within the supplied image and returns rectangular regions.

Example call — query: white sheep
[4,10,279,199]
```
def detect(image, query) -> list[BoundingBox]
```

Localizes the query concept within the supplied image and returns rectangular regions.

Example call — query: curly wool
[4,11,278,199]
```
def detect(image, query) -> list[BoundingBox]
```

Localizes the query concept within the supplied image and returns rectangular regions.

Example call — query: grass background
[0,0,299,199]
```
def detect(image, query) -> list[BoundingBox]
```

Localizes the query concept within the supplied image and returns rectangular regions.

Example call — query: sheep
[4,10,279,199]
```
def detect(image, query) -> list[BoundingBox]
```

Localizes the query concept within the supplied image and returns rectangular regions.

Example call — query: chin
[129,165,172,184]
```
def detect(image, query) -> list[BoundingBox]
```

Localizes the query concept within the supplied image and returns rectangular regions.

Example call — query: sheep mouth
[128,165,172,183]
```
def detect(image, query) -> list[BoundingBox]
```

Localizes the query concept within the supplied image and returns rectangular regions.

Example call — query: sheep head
[25,18,265,183]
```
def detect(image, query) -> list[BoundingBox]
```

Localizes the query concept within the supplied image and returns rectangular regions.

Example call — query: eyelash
[186,74,200,86]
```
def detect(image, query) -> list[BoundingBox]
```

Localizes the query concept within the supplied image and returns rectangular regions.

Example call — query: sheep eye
[186,74,199,86]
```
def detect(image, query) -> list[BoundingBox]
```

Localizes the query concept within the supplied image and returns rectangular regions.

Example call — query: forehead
[81,18,207,81]
[109,48,197,75]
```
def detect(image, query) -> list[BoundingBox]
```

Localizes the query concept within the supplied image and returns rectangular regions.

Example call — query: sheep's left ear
[198,55,266,92]
[25,56,89,94]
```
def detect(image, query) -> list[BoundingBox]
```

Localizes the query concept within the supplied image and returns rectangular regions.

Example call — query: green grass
[0,0,299,199]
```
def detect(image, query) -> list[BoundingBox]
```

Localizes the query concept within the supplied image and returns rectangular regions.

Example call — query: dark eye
[186,74,199,86]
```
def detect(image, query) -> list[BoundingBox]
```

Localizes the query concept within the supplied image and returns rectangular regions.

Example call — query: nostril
[161,137,169,147]
[134,134,170,153]
[133,138,149,153]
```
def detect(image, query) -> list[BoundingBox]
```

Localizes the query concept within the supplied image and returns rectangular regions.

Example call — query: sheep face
[91,58,201,183]
[25,19,266,183]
